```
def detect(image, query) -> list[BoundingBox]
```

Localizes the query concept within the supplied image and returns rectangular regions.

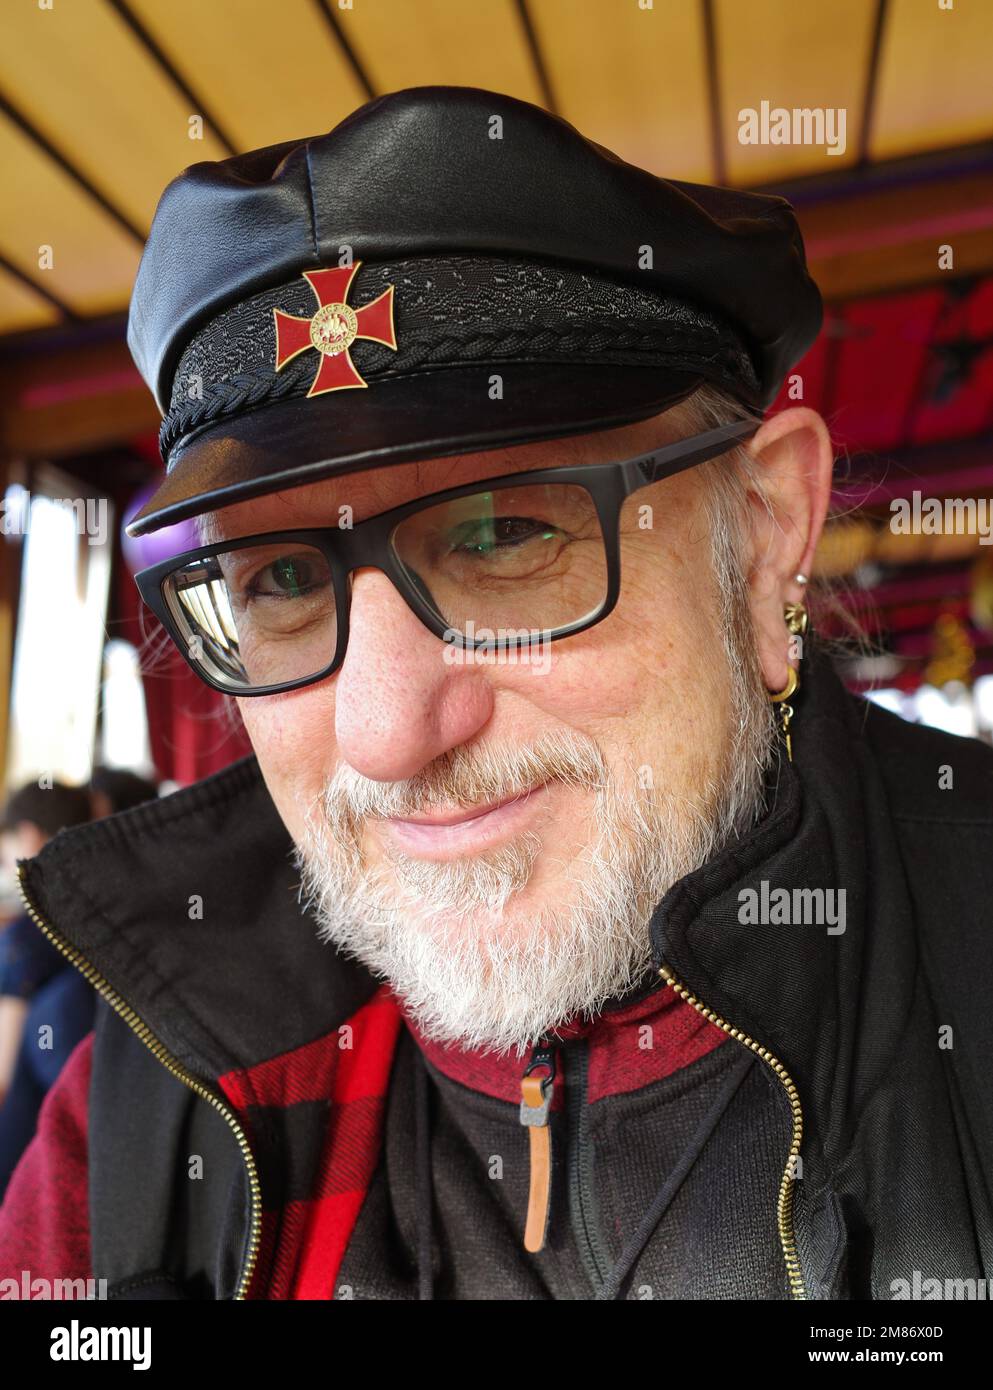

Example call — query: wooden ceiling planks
[0,113,141,317]
[0,0,990,334]
[528,0,713,181]
[339,0,544,105]
[126,0,371,153]
[0,265,60,336]
[716,0,878,184]
[870,0,993,160]
[2,0,231,232]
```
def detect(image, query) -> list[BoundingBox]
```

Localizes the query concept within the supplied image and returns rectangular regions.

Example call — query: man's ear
[743,407,834,692]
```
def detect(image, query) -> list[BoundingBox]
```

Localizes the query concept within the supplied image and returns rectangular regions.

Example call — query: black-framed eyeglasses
[134,419,759,696]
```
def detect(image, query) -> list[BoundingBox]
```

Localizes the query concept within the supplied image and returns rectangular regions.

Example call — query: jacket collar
[18,754,381,1084]
[404,974,729,1105]
[18,638,913,1183]
[650,638,917,1182]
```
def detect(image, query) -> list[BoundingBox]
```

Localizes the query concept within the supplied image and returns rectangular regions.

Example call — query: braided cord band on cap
[159,254,761,465]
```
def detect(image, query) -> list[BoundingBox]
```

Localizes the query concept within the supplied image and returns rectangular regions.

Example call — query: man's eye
[245,554,327,599]
[447,517,562,554]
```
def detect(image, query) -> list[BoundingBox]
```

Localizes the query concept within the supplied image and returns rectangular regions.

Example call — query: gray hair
[671,384,782,835]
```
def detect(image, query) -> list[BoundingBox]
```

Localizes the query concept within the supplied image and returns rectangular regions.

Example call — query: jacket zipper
[15,863,263,1301]
[658,963,807,1300]
[564,1037,613,1290]
[519,1038,557,1252]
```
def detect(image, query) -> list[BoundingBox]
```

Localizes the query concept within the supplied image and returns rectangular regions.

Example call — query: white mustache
[314,729,609,834]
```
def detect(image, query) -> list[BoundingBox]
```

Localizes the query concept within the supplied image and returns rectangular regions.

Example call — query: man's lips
[375,782,550,857]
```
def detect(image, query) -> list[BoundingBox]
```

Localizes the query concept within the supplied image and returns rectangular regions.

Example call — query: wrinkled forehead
[196,404,698,543]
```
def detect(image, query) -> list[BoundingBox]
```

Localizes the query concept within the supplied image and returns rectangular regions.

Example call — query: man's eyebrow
[195,512,220,546]
[194,448,576,545]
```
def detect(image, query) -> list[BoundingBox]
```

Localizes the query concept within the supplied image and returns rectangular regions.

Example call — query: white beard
[293,715,770,1055]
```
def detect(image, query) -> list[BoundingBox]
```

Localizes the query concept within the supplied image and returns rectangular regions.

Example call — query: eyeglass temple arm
[621,419,761,491]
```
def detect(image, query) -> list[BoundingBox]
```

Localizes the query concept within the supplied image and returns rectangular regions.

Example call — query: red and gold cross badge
[272,262,397,396]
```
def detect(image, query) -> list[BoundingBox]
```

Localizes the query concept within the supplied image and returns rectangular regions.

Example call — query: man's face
[213,406,776,1052]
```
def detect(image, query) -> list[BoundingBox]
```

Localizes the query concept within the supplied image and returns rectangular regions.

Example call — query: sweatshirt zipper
[658,963,807,1300]
[15,863,263,1302]
[564,1037,612,1289]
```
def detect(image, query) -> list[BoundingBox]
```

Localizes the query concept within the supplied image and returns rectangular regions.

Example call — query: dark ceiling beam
[314,0,375,101]
[700,0,726,186]
[856,0,889,166]
[749,136,993,205]
[0,334,156,459]
[795,168,993,300]
[847,564,978,610]
[107,0,238,155]
[0,89,145,244]
[0,311,128,360]
[515,0,558,116]
[847,433,993,479]
[0,250,77,322]
[834,434,993,505]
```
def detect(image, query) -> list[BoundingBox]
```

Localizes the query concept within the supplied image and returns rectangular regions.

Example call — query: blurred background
[0,0,991,826]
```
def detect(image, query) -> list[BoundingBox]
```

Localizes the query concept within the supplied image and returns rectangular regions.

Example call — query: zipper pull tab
[520,1039,557,1253]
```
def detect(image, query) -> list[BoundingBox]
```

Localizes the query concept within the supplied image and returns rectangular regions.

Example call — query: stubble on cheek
[238,692,340,849]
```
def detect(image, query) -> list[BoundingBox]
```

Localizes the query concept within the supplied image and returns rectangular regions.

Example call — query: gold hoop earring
[769,667,799,703]
[770,668,798,763]
[769,597,808,762]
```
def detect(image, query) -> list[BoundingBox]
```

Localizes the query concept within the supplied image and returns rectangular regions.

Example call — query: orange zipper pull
[520,1040,557,1252]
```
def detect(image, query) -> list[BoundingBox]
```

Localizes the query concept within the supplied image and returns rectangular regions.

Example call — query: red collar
[401,979,729,1106]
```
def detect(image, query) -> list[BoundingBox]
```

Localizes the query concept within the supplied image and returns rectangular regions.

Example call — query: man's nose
[333,567,494,782]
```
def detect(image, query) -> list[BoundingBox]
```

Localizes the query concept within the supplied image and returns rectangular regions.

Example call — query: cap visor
[126,362,702,537]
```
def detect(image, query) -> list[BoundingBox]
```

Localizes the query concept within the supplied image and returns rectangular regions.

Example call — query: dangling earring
[770,599,808,762]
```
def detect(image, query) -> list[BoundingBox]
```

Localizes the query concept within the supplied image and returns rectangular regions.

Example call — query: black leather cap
[125,85,822,537]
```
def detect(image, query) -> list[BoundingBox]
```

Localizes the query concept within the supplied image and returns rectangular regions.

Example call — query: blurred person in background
[0,770,158,1198]
[88,766,160,820]
[0,782,95,1199]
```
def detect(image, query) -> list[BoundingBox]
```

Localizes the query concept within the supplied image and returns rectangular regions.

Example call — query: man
[1,87,991,1301]
[0,783,95,1197]
[87,766,160,821]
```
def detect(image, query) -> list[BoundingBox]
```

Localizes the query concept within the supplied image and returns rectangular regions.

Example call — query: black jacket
[9,642,993,1299]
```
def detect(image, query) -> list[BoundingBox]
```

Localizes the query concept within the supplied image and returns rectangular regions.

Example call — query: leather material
[125,362,703,536]
[158,254,759,461]
[521,1073,553,1253]
[124,85,822,536]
